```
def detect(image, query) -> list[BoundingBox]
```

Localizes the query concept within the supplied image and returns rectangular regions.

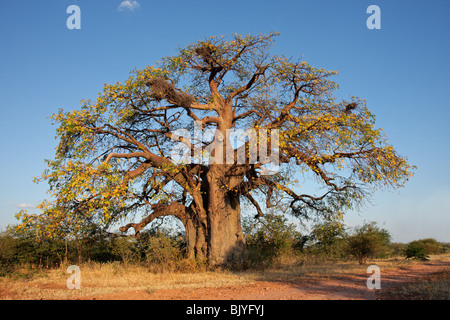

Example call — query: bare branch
[119,201,189,236]
[103,152,147,164]
[226,65,268,103]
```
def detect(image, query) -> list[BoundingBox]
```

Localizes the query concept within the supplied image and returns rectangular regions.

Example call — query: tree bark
[204,165,247,267]
[184,216,207,261]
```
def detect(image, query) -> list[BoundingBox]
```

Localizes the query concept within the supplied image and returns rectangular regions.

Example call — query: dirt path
[86,260,449,300]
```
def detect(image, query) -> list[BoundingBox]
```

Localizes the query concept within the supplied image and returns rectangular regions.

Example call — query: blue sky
[0,0,449,242]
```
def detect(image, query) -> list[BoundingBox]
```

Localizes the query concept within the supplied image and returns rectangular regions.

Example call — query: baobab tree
[16,33,414,266]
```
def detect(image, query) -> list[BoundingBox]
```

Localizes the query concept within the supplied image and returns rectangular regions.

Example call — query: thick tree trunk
[207,193,246,267]
[184,200,246,267]
[204,165,247,267]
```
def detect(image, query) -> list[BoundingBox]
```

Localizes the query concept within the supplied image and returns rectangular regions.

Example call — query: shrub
[405,238,441,261]
[244,212,302,268]
[138,230,183,272]
[111,237,138,268]
[346,222,391,264]
[405,242,429,261]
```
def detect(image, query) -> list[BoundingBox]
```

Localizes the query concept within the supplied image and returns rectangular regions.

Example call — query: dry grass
[0,262,253,300]
[1,254,449,300]
[249,254,437,282]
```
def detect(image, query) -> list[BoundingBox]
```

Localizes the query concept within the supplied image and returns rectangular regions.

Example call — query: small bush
[111,237,138,268]
[138,230,182,272]
[244,213,302,268]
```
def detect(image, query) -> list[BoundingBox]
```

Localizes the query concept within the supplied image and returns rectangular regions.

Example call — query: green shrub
[345,222,391,264]
[405,242,429,261]
[405,238,441,261]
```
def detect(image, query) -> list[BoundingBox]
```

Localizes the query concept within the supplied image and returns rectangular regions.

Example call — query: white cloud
[118,0,140,11]
[15,203,35,209]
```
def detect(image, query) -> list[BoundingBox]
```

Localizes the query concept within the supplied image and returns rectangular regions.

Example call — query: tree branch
[119,201,189,236]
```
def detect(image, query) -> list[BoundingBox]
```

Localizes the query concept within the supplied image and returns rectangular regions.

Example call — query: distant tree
[15,32,414,267]
[346,221,391,264]
[389,242,407,257]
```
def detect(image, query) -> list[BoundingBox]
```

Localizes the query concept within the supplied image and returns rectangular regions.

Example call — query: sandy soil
[81,260,449,300]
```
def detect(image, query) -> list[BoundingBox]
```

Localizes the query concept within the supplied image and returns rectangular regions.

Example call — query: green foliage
[405,242,429,261]
[345,221,391,264]
[405,238,442,261]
